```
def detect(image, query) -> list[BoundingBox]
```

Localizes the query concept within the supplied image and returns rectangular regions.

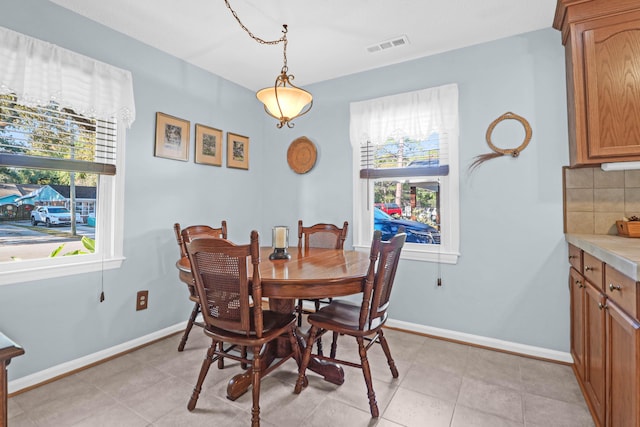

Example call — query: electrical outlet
[136,290,148,311]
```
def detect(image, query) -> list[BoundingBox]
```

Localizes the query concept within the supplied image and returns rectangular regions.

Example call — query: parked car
[374,207,440,244]
[30,206,79,227]
[373,202,402,217]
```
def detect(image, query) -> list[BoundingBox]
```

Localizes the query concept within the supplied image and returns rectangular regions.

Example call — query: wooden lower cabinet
[606,301,640,427]
[570,267,586,378]
[568,245,640,426]
[584,281,607,426]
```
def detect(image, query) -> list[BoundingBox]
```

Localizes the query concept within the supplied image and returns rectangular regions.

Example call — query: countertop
[565,234,640,281]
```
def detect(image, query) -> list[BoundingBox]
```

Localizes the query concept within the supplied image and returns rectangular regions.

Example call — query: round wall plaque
[287,136,317,174]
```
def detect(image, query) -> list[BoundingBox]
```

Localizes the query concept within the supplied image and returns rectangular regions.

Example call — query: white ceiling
[49,0,559,91]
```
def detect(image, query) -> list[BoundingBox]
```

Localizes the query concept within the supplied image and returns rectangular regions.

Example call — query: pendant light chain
[223,0,289,72]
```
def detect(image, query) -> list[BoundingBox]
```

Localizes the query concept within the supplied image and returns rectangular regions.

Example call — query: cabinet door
[606,301,640,427]
[583,15,640,159]
[585,281,607,426]
[570,267,587,379]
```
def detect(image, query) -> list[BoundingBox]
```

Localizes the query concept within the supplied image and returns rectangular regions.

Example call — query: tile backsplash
[564,167,640,234]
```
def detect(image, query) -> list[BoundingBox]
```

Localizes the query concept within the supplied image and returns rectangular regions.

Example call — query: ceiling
[49,0,559,91]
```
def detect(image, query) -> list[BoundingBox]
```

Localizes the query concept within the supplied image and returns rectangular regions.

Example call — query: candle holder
[269,225,291,260]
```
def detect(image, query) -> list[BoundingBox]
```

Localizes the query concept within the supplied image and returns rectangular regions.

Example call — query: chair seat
[204,311,296,346]
[308,301,386,335]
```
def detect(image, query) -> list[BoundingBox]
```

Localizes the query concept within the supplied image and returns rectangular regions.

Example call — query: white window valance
[349,83,458,148]
[0,26,136,127]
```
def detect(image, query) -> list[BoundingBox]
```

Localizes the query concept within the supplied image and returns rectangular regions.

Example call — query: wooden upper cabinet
[554,0,640,166]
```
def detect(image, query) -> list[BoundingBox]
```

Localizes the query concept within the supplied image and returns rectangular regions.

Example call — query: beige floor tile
[457,377,523,423]
[383,387,454,427]
[400,362,463,402]
[417,337,470,375]
[519,358,585,405]
[523,393,594,426]
[120,376,194,422]
[152,394,246,426]
[2,413,37,427]
[465,347,523,391]
[7,395,24,419]
[93,364,168,401]
[451,405,524,427]
[68,402,148,427]
[302,398,378,427]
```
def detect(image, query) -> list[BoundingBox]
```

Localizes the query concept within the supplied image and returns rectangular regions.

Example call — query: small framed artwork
[227,132,250,170]
[154,112,190,161]
[195,124,223,166]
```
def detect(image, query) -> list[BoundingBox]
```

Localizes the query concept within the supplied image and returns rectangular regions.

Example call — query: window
[0,26,135,284]
[350,84,459,263]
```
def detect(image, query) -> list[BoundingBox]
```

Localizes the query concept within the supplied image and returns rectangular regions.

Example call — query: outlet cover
[136,290,149,311]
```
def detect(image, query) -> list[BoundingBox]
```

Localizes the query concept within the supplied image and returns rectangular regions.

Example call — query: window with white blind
[350,84,460,263]
[0,26,135,284]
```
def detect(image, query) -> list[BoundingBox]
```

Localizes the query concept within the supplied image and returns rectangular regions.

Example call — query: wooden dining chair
[294,230,406,418]
[296,220,348,324]
[184,231,301,427]
[173,221,227,352]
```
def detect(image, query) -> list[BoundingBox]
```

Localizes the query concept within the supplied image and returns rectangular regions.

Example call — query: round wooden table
[176,246,371,399]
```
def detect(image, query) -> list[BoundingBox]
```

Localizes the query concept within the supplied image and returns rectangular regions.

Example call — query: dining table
[176,246,371,400]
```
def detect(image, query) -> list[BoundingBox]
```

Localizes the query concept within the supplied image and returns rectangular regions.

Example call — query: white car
[30,206,78,227]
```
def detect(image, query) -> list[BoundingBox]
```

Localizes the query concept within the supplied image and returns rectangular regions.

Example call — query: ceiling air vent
[367,35,410,53]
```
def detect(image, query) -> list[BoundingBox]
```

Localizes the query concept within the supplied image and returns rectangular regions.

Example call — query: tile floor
[8,327,594,426]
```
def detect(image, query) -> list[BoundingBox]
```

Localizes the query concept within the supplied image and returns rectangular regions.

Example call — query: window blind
[0,95,117,175]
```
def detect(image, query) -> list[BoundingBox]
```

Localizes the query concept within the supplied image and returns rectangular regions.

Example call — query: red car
[374,202,402,217]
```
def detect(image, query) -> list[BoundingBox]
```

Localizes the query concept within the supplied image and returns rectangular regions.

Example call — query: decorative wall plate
[287,136,317,174]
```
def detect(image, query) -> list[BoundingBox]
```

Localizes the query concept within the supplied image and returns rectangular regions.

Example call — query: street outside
[0,220,95,262]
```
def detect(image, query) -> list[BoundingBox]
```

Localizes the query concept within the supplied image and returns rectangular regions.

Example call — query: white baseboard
[8,321,187,394]
[385,318,573,363]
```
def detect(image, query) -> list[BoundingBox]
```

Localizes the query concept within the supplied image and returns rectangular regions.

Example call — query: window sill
[0,255,125,286]
[353,244,459,264]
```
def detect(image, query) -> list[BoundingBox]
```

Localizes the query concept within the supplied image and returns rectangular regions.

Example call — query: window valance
[349,83,458,148]
[0,26,135,127]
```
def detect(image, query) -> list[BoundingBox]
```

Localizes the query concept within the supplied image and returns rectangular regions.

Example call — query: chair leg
[296,299,303,327]
[187,339,216,411]
[330,331,339,358]
[217,341,225,369]
[178,302,200,351]
[378,329,399,378]
[316,334,324,357]
[241,345,248,370]
[357,336,379,418]
[294,326,318,394]
[251,345,262,427]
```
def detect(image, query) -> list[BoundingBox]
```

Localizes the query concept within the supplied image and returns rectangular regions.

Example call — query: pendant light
[224,1,313,128]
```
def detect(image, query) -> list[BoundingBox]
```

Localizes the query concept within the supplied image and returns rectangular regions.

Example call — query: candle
[275,226,287,248]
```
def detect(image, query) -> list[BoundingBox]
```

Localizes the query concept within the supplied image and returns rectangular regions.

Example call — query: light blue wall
[1,0,570,382]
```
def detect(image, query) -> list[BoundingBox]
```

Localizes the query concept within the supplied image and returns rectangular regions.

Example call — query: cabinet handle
[598,302,608,310]
[575,279,584,288]
[569,255,577,260]
[608,283,622,292]
[585,266,594,272]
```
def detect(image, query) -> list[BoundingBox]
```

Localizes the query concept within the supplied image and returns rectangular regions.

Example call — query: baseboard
[8,321,187,395]
[385,318,573,363]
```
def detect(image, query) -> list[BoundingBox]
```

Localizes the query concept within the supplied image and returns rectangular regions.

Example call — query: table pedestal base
[225,299,344,401]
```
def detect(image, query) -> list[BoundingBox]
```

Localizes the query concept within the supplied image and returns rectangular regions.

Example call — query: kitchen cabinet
[554,0,640,166]
[567,243,640,426]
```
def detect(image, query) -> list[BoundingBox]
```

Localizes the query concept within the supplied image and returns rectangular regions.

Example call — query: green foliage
[49,236,96,257]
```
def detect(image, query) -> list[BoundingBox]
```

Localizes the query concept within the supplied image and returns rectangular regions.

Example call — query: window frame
[0,121,126,286]
[350,86,460,263]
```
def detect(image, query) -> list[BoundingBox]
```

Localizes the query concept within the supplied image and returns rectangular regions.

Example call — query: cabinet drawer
[583,252,604,290]
[568,244,582,271]
[605,264,638,320]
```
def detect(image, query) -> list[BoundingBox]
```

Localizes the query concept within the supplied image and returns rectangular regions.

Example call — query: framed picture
[227,132,249,170]
[195,124,223,166]
[154,112,190,161]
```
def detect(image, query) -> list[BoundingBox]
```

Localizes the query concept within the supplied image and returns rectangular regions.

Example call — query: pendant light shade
[256,72,313,128]
[223,1,312,128]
